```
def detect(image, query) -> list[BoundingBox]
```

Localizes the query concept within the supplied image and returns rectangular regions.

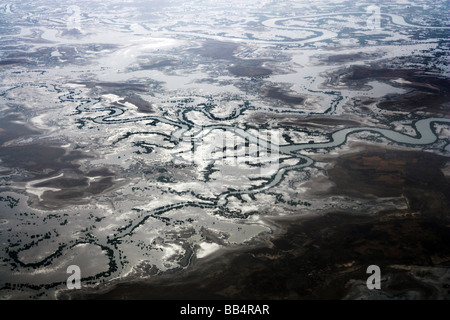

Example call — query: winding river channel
[61,83,450,201]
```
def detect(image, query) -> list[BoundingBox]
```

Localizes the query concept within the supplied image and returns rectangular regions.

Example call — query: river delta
[0,0,449,299]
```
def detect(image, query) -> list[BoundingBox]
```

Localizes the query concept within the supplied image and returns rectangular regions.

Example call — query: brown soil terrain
[325,52,368,63]
[0,114,40,145]
[189,40,272,77]
[341,65,450,114]
[264,87,305,105]
[0,114,118,208]
[138,59,176,70]
[118,96,154,114]
[0,59,28,67]
[192,40,240,60]
[0,144,85,175]
[278,117,361,127]
[327,149,450,217]
[76,81,148,92]
[33,170,116,209]
[228,59,272,77]
[251,113,362,128]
